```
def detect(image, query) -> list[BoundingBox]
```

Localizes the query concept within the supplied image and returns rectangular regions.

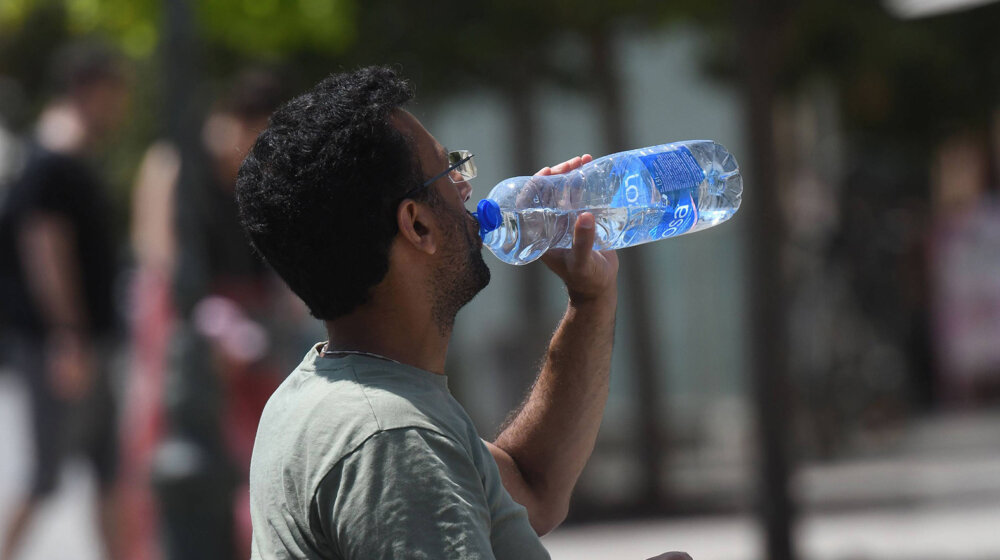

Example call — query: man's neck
[324,297,451,375]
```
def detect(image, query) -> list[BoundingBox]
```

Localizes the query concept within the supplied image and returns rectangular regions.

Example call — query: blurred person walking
[126,70,310,560]
[0,43,129,560]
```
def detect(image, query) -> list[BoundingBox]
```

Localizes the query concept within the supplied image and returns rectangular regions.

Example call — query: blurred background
[1,0,999,559]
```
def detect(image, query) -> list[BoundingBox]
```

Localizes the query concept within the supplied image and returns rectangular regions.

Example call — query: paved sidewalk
[542,501,1000,560]
[0,374,104,560]
[546,411,1000,559]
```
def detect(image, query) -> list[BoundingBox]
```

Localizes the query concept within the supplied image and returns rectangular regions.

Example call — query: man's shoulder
[4,145,94,214]
[253,359,382,478]
[261,355,461,434]
[17,145,82,183]
[345,359,471,434]
[251,354,470,493]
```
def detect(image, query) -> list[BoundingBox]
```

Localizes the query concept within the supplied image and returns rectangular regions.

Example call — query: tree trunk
[156,2,235,559]
[736,0,797,559]
[499,72,550,413]
[590,25,668,513]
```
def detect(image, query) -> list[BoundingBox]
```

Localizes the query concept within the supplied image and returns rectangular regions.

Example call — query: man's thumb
[572,212,596,262]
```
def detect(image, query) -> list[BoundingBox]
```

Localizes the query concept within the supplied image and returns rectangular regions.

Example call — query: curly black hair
[235,66,425,319]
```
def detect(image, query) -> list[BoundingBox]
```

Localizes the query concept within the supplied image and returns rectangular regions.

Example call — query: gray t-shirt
[249,346,550,559]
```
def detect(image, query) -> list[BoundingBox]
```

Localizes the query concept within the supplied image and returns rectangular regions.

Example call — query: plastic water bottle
[473,140,742,265]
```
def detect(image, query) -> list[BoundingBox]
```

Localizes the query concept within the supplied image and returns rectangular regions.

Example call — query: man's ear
[396,199,438,255]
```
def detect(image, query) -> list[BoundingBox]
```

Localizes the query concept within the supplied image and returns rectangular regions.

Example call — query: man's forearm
[20,213,87,330]
[493,288,617,532]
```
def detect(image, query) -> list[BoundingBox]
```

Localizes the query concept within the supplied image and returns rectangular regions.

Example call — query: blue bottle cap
[474,199,502,238]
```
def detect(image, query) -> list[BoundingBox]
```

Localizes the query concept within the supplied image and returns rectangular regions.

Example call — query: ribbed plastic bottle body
[481,140,742,265]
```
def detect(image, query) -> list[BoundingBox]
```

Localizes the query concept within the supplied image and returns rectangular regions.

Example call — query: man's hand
[536,154,619,303]
[18,212,96,401]
[47,329,96,401]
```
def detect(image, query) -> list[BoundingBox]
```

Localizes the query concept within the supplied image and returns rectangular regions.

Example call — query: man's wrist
[567,278,617,305]
[567,285,618,315]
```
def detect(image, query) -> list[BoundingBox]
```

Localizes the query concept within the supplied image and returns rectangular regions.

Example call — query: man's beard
[429,207,491,335]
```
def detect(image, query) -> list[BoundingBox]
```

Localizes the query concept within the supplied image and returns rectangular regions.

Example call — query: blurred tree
[547,0,693,517]
[0,0,361,221]
[668,2,998,558]
[0,0,355,60]
[733,1,797,558]
[689,0,1000,427]
[0,3,71,119]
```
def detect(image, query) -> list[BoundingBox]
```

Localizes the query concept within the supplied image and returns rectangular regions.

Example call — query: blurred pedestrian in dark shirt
[0,42,129,560]
[125,69,310,560]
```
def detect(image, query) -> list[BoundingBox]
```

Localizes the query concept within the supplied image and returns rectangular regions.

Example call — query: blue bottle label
[651,190,698,239]
[641,147,702,238]
[611,156,654,207]
[639,147,704,195]
[608,146,702,242]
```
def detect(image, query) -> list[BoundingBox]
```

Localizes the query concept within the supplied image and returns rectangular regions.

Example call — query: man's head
[49,42,129,138]
[390,110,491,331]
[236,66,489,326]
[205,69,287,184]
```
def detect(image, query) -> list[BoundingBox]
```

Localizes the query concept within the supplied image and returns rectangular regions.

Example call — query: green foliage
[0,0,357,59]
[0,2,70,114]
[4,0,995,187]
[776,2,1000,139]
[64,0,159,57]
[197,0,355,58]
[674,0,999,151]
[341,0,672,103]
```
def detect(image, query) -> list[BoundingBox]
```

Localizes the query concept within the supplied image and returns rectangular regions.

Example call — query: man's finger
[572,212,596,264]
[566,154,592,169]
[537,154,592,177]
[551,156,582,174]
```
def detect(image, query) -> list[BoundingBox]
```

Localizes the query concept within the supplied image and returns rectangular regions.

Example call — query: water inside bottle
[481,140,743,265]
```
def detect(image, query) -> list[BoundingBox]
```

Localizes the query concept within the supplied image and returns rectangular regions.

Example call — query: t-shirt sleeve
[14,155,75,217]
[314,427,496,560]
